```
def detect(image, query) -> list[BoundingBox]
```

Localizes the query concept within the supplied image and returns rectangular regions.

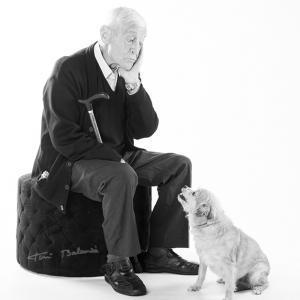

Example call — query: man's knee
[173,154,192,170]
[113,163,138,187]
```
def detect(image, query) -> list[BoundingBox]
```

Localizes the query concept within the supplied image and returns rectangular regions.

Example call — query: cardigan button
[64,184,70,191]
[89,126,94,132]
[66,161,72,167]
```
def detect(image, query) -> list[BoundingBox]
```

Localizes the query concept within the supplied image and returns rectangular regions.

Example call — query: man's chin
[120,61,134,71]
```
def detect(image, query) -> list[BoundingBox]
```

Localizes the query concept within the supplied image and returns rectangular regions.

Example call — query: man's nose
[130,41,141,55]
[130,47,139,56]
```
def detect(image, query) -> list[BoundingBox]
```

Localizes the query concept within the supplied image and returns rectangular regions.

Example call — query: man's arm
[118,47,159,140]
[125,84,159,139]
[43,59,122,162]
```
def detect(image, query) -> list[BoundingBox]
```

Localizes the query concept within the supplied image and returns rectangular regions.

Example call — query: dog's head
[178,186,223,227]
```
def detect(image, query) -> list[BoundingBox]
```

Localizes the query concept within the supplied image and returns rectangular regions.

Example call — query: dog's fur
[178,186,270,300]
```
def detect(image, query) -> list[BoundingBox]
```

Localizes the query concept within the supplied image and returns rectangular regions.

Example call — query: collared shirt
[94,41,118,91]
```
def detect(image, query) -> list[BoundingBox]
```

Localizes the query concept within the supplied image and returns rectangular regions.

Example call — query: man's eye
[192,192,195,196]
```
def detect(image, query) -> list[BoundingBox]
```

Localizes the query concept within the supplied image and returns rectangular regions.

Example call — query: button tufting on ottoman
[17,174,152,277]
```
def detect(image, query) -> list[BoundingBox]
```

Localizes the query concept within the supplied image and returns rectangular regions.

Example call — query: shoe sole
[143,267,198,275]
[104,275,147,296]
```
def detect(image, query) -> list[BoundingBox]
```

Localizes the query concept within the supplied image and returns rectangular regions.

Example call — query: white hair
[103,7,147,35]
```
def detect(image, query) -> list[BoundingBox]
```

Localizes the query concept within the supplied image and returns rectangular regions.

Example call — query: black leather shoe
[139,248,199,275]
[103,259,147,296]
[130,256,144,273]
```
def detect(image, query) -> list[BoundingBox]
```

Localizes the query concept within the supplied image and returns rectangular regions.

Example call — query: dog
[178,186,270,300]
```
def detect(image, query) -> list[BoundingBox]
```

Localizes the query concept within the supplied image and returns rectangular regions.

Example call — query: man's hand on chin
[118,48,143,84]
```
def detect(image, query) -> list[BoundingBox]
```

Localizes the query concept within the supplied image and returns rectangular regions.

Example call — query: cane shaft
[88,110,103,143]
[78,93,109,145]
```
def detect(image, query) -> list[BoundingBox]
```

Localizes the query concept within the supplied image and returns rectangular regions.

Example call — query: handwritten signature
[27,246,99,262]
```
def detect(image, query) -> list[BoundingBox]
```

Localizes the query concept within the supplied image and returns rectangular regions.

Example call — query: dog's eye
[195,209,203,216]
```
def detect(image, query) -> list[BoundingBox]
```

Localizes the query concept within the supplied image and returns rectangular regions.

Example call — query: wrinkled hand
[118,48,143,83]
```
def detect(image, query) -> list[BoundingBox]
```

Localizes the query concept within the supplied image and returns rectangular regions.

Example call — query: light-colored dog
[178,186,270,300]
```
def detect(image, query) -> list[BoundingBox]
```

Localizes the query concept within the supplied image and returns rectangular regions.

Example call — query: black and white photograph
[1,0,299,299]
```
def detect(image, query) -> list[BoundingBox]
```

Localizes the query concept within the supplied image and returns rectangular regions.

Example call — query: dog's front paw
[252,286,262,295]
[188,284,202,292]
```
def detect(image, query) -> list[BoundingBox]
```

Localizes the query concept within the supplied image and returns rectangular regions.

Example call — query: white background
[1,0,299,299]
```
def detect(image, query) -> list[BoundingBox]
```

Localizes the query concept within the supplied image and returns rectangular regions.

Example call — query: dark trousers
[70,149,191,257]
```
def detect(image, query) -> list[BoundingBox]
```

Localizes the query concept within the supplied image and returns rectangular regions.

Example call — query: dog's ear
[207,205,217,220]
[207,192,224,220]
[206,193,219,220]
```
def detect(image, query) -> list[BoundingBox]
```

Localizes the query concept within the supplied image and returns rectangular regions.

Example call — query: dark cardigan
[31,41,159,213]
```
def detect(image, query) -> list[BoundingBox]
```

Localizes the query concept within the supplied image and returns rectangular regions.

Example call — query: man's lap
[70,149,191,196]
[123,149,191,186]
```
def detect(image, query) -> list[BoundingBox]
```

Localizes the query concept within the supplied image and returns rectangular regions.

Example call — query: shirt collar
[94,41,114,79]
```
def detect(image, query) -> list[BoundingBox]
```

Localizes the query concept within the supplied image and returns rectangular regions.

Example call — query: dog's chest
[194,233,234,272]
[196,244,230,276]
[196,241,224,263]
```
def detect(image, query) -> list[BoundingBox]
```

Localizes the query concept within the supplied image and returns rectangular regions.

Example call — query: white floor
[2,245,299,300]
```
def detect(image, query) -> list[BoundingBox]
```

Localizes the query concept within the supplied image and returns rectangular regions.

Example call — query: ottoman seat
[17,174,151,277]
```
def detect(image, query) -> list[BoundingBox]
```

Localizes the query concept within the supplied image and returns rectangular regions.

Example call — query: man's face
[107,24,146,70]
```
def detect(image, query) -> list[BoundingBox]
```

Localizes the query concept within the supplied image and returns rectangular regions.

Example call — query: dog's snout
[182,185,189,192]
[179,193,186,201]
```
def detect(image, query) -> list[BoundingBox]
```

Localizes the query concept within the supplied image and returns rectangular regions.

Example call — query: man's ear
[100,25,112,44]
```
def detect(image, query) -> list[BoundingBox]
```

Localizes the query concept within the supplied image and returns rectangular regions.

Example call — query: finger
[132,46,143,72]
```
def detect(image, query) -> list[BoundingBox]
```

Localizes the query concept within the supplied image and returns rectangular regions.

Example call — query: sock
[107,254,129,263]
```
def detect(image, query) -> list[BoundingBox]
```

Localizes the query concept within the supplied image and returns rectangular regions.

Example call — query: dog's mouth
[178,193,186,202]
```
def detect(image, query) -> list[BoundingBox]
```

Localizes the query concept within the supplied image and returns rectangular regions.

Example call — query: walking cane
[78,93,110,143]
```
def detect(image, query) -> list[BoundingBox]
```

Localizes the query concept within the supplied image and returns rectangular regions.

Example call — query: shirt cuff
[126,81,141,95]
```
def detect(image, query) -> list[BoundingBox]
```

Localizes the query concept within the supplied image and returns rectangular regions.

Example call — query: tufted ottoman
[17,174,152,277]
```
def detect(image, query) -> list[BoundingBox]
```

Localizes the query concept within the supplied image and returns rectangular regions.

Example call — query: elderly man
[31,7,198,296]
